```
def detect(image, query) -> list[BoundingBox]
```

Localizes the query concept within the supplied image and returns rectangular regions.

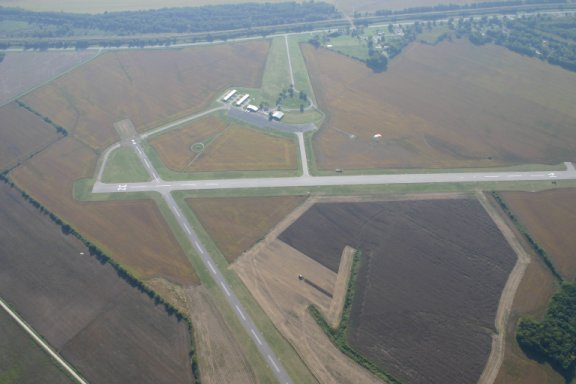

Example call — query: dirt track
[476,191,531,384]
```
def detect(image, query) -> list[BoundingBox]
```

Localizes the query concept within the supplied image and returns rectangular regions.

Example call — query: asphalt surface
[228,107,316,133]
[105,134,293,384]
[94,162,576,194]
[161,192,293,384]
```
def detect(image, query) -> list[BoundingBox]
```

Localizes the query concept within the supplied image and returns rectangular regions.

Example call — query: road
[94,163,575,194]
[0,297,89,384]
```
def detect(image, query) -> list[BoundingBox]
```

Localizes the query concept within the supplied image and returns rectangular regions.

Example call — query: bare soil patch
[0,181,195,384]
[187,195,306,263]
[0,309,75,384]
[22,40,270,151]
[279,197,518,384]
[502,189,576,280]
[0,102,60,171]
[303,40,576,170]
[151,116,297,172]
[11,137,198,285]
[0,50,95,105]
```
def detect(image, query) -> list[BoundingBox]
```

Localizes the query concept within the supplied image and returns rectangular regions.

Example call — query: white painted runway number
[117,184,127,191]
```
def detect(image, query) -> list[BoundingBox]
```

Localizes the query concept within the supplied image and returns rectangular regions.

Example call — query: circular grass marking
[191,142,205,153]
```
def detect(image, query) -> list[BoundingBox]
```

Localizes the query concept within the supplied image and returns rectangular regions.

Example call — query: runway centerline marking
[268,355,281,373]
[251,329,263,346]
[235,305,246,320]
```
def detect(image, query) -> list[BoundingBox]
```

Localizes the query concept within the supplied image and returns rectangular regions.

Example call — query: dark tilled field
[279,198,517,384]
[0,309,75,384]
[0,182,195,384]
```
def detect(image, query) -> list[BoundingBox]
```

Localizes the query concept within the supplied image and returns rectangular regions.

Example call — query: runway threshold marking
[220,281,231,297]
[268,355,281,373]
[235,305,247,320]
[251,329,263,346]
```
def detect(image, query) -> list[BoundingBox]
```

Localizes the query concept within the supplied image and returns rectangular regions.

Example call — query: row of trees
[0,2,340,37]
[517,282,576,380]
[0,173,200,381]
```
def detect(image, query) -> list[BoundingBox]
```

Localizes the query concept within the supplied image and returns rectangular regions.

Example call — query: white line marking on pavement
[506,174,522,178]
[235,305,247,321]
[268,355,281,373]
[484,175,499,178]
[251,329,263,346]
[184,227,191,235]
[158,184,170,187]
[207,261,216,274]
[220,282,231,297]
[194,241,200,248]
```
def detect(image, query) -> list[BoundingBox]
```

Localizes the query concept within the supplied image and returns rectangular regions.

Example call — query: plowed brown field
[22,40,270,150]
[502,189,576,280]
[279,198,517,384]
[11,137,197,286]
[303,40,576,170]
[0,182,195,384]
[0,102,60,171]
[188,195,305,262]
[151,116,297,172]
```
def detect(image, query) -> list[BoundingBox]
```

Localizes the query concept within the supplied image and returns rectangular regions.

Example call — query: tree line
[0,2,340,38]
[455,13,576,72]
[0,172,201,382]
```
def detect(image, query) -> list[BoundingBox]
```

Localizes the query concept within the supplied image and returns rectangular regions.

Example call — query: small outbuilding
[272,111,285,121]
[246,104,259,112]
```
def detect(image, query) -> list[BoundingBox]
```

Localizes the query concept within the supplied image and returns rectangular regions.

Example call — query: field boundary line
[476,191,531,384]
[0,296,89,384]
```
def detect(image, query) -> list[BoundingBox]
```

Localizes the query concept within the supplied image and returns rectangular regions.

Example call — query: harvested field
[502,189,576,280]
[22,40,270,150]
[279,198,518,384]
[0,50,96,105]
[0,102,60,171]
[0,181,195,384]
[151,116,297,172]
[11,137,197,286]
[303,40,576,170]
[187,195,306,262]
[0,309,75,384]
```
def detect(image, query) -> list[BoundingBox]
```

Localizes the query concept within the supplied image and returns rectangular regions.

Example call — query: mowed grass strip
[150,115,298,172]
[0,182,195,384]
[0,102,61,171]
[102,146,151,183]
[11,137,198,286]
[187,195,306,263]
[0,308,76,384]
[21,40,270,151]
[303,40,576,171]
[501,189,576,281]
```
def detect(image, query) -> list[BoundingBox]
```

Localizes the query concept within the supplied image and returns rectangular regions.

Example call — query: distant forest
[0,2,340,37]
[456,14,576,72]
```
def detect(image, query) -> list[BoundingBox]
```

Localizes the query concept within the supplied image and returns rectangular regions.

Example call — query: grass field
[102,146,150,183]
[0,102,60,171]
[0,182,195,384]
[279,197,517,384]
[0,308,76,384]
[187,195,306,263]
[150,115,298,173]
[11,137,198,286]
[303,40,576,171]
[22,40,270,151]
